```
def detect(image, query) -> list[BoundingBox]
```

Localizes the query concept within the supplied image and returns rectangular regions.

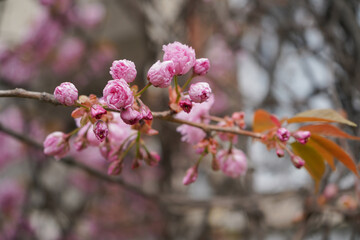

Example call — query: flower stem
[181,75,194,91]
[174,75,181,103]
[135,83,152,97]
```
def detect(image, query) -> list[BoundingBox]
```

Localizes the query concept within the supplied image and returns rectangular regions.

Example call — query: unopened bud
[293,131,311,144]
[276,128,290,142]
[291,155,305,169]
[93,120,108,142]
[121,107,142,125]
[90,104,107,119]
[179,99,193,113]
[182,165,198,185]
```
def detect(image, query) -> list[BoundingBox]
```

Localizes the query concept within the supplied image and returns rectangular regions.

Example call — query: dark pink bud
[54,82,78,106]
[291,155,305,169]
[193,58,210,76]
[276,147,284,158]
[93,120,108,142]
[293,131,311,144]
[276,128,290,142]
[182,165,198,185]
[189,82,212,103]
[140,105,153,120]
[145,151,161,166]
[43,131,69,159]
[179,99,193,113]
[120,107,142,125]
[90,104,107,119]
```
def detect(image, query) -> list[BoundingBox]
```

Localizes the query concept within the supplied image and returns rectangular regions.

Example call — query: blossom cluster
[44,41,254,185]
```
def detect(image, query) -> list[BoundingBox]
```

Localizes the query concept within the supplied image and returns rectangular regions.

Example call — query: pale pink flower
[147,60,175,88]
[293,131,311,144]
[93,120,108,142]
[276,128,290,142]
[109,59,137,83]
[103,79,134,110]
[291,155,305,169]
[193,58,210,75]
[183,165,198,185]
[43,131,69,159]
[54,82,78,106]
[163,41,196,75]
[323,184,338,200]
[217,148,247,178]
[74,2,105,29]
[90,104,107,119]
[189,82,212,103]
[177,96,214,144]
[53,37,85,73]
[120,107,142,125]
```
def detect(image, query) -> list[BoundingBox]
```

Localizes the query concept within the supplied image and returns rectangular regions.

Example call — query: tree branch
[0,88,263,139]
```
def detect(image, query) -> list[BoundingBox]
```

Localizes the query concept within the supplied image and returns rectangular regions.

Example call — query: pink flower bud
[107,160,122,175]
[189,82,212,103]
[93,120,108,142]
[90,104,107,119]
[293,131,311,144]
[182,165,198,185]
[216,148,247,178]
[276,128,290,142]
[148,151,160,166]
[147,60,175,88]
[139,105,153,120]
[193,58,210,75]
[120,107,142,125]
[232,112,246,129]
[54,82,78,106]
[109,59,137,83]
[43,131,69,159]
[103,79,134,110]
[179,99,193,113]
[276,147,284,158]
[291,155,305,169]
[163,41,196,75]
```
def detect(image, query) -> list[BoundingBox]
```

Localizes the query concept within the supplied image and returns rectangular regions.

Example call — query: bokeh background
[0,0,359,239]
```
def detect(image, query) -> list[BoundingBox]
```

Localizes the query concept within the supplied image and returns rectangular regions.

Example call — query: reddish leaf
[287,109,357,127]
[299,124,360,140]
[311,134,359,176]
[307,138,335,170]
[291,142,325,184]
[253,110,277,133]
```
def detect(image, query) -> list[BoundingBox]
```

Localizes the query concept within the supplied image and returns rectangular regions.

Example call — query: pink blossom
[91,104,107,119]
[216,148,247,178]
[293,131,311,144]
[147,60,175,88]
[43,131,69,159]
[189,82,212,103]
[74,2,105,29]
[276,147,284,158]
[179,99,193,113]
[93,120,108,142]
[323,184,338,200]
[54,82,78,106]
[182,165,198,185]
[120,107,142,125]
[163,41,196,75]
[177,96,214,144]
[193,58,210,75]
[276,128,290,142]
[139,105,153,120]
[291,155,305,169]
[103,79,134,110]
[109,59,137,83]
[53,37,85,73]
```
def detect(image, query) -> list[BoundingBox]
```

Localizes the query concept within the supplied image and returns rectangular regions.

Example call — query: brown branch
[0,122,159,202]
[0,88,263,139]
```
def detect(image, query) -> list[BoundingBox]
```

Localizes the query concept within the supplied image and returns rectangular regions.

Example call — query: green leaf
[287,109,357,127]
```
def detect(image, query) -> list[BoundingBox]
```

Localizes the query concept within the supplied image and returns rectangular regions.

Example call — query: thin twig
[0,88,263,139]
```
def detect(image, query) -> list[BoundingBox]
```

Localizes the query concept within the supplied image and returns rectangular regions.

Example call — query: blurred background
[0,0,360,239]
